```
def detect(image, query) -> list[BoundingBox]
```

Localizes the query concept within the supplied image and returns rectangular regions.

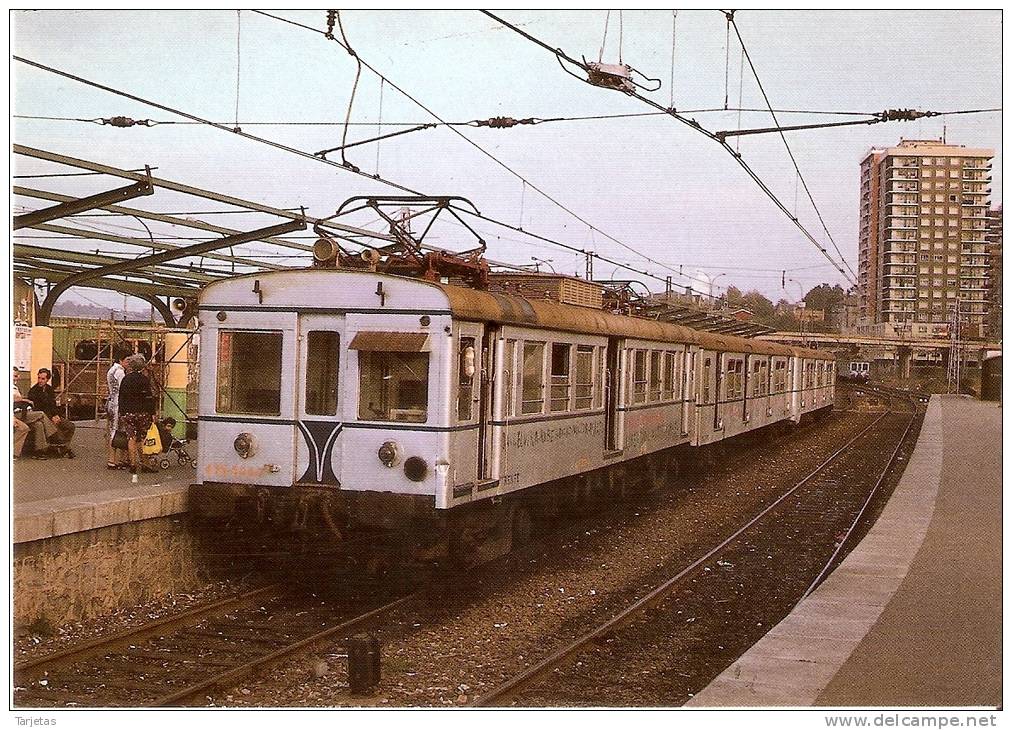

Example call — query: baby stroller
[146,417,196,470]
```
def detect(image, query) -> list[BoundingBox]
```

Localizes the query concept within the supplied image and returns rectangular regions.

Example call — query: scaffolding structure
[49,317,198,425]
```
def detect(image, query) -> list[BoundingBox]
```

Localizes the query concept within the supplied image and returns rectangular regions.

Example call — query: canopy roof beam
[13,175,153,230]
[37,219,305,325]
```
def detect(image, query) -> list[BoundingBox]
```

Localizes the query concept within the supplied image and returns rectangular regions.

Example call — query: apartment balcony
[964,162,992,171]
[962,173,992,182]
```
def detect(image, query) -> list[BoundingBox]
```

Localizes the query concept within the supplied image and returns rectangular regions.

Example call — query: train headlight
[378,441,401,468]
[234,432,256,459]
[404,456,428,482]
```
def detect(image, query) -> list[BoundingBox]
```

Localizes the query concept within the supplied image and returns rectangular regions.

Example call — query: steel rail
[802,392,918,598]
[14,584,282,683]
[471,405,897,706]
[148,591,420,707]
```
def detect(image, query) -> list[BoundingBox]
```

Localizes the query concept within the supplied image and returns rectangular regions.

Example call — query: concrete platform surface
[687,395,1001,707]
[13,422,197,543]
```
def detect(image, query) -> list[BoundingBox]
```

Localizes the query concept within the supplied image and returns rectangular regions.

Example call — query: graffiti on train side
[624,407,678,452]
[507,420,604,450]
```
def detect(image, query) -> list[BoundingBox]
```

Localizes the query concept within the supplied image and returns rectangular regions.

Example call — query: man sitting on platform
[25,368,76,458]
[13,367,49,459]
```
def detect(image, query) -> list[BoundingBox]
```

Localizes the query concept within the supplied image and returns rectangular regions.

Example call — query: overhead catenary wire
[14,107,923,127]
[669,10,677,109]
[728,13,857,281]
[234,10,242,131]
[335,10,363,168]
[12,55,424,196]
[480,10,858,287]
[251,10,720,296]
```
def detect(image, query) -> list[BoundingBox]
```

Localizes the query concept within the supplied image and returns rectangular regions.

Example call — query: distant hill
[51,301,154,320]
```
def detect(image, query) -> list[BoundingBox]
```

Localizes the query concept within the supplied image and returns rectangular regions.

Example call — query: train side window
[457,336,477,422]
[774,360,786,392]
[662,352,675,401]
[648,351,662,402]
[216,330,283,416]
[521,342,546,414]
[358,351,429,423]
[504,339,517,418]
[596,347,606,410]
[726,358,744,400]
[701,357,712,404]
[305,331,340,416]
[574,345,594,410]
[632,350,647,404]
[751,359,763,397]
[550,343,572,412]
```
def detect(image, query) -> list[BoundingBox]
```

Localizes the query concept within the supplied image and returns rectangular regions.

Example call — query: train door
[741,354,750,422]
[478,324,499,481]
[453,322,484,485]
[681,348,694,436]
[294,314,345,486]
[604,337,621,451]
[712,353,722,431]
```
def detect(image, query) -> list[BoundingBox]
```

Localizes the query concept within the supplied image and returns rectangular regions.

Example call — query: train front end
[192,269,456,547]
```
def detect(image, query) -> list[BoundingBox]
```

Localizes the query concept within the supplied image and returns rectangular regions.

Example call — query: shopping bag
[142,422,162,455]
[112,429,129,450]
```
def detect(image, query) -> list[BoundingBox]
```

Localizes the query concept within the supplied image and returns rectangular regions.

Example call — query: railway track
[471,387,920,706]
[14,581,418,707]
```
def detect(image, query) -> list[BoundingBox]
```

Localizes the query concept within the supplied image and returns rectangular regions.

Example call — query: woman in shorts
[118,354,156,483]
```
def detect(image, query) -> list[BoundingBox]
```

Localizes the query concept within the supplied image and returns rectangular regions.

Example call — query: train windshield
[216,330,283,415]
[357,351,429,423]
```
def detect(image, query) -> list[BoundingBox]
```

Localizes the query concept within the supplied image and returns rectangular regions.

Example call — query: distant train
[192,269,835,565]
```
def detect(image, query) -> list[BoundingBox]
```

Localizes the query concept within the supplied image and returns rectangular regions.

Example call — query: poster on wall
[13,323,32,371]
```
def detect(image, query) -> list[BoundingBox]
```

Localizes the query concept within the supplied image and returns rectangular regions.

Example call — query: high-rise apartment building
[858,139,993,339]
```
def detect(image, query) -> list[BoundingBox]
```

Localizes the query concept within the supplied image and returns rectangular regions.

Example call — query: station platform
[687,394,1001,707]
[13,422,196,544]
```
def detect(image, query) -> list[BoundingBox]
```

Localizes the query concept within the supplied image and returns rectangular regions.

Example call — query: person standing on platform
[118,354,157,484]
[106,347,131,469]
[26,368,76,457]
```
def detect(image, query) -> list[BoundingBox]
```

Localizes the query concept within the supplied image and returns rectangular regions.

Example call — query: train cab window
[358,352,429,423]
[550,343,572,412]
[216,330,283,416]
[632,350,647,404]
[305,331,340,416]
[521,342,546,414]
[457,336,477,422]
[662,352,676,401]
[574,345,595,410]
[648,351,662,401]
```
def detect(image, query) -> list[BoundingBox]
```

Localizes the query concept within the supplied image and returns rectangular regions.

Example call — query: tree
[803,283,846,313]
[741,290,775,319]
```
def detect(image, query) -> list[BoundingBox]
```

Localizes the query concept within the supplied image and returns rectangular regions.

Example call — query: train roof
[200,269,828,360]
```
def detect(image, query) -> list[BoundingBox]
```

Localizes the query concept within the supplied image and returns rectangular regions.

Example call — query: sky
[11,9,1003,309]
